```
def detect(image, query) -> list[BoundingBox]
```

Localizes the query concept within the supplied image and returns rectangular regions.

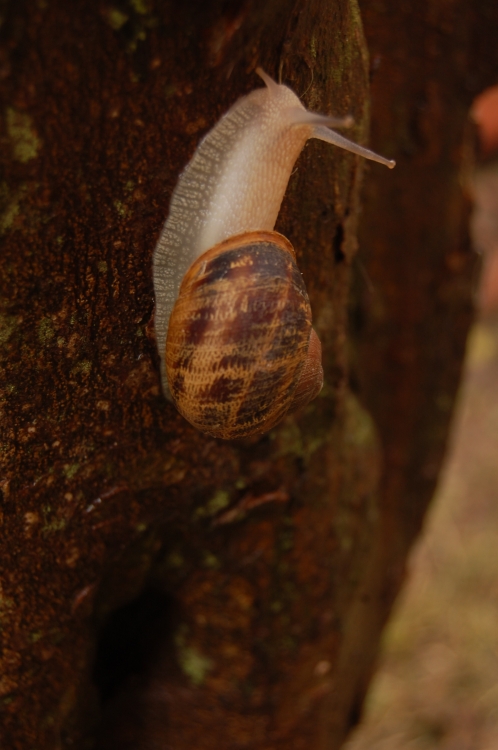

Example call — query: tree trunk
[0,1,497,748]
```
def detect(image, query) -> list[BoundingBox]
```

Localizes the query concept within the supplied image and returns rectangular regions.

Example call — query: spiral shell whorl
[165,231,316,439]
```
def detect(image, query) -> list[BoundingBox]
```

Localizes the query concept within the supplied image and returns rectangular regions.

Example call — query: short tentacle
[256,67,281,96]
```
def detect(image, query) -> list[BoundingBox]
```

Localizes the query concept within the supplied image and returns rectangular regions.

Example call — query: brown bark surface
[0,1,497,749]
[350,0,498,695]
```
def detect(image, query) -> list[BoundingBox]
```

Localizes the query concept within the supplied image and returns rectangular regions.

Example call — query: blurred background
[345,86,498,750]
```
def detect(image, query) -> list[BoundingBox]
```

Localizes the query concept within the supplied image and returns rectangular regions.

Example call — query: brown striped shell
[165,230,323,440]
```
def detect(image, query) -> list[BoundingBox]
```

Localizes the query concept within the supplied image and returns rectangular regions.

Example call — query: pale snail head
[152,68,395,440]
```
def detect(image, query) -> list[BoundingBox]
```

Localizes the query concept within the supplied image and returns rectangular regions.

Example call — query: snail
[153,68,395,440]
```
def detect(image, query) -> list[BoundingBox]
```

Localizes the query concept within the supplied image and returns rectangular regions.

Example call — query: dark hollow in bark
[1,0,498,748]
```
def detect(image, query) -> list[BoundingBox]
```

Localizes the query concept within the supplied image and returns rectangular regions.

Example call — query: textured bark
[0,1,497,749]
[346,0,498,706]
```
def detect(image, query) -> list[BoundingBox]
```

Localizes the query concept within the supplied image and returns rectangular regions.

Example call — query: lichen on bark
[1,0,498,748]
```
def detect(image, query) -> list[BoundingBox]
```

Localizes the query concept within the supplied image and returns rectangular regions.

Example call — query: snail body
[153,69,395,439]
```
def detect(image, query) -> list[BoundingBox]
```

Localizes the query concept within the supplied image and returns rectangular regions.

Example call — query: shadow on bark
[1,0,498,748]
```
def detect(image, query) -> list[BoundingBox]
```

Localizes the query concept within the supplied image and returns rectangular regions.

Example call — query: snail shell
[165,230,323,440]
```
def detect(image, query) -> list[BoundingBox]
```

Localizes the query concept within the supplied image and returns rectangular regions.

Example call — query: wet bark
[348,0,498,707]
[0,0,497,748]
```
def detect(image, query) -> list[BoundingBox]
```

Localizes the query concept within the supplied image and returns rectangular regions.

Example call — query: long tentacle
[312,125,396,168]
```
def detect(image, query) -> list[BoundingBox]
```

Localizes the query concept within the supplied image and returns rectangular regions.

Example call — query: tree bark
[348,0,498,705]
[0,1,497,749]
